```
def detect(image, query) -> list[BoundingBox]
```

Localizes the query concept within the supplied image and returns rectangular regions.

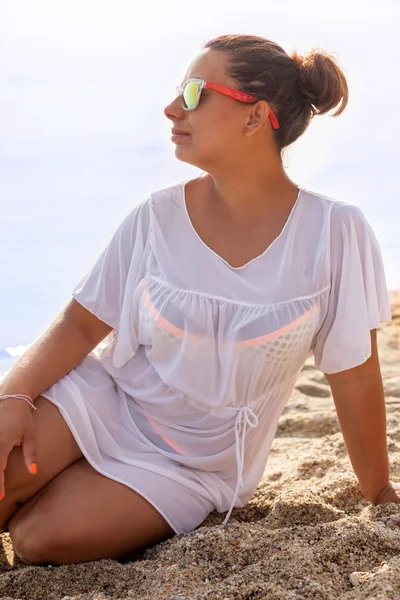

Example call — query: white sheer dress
[41,181,392,534]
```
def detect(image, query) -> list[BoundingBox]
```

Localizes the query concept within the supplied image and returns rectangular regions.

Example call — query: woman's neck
[201,164,299,221]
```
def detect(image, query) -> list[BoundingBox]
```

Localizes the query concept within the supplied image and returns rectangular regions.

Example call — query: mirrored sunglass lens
[183,81,199,109]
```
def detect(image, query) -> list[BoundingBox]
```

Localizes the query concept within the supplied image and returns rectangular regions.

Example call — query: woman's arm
[325,329,399,505]
[0,298,113,401]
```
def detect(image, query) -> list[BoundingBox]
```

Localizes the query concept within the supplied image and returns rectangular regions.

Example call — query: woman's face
[164,49,254,171]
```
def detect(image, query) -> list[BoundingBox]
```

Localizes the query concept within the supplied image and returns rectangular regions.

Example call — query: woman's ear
[244,101,271,136]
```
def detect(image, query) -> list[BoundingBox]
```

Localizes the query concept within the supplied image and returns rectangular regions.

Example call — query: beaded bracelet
[0,394,37,411]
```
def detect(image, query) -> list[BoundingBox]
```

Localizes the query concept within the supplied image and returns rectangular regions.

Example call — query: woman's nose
[164,95,185,121]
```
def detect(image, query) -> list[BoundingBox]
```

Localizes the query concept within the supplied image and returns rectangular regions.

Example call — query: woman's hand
[0,399,37,498]
[373,482,400,505]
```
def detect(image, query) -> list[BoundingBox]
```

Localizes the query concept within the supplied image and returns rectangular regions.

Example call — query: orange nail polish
[0,493,3,500]
[31,463,38,475]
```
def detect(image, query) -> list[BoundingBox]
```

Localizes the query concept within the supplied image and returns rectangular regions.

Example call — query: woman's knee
[8,507,65,565]
[9,521,42,565]
[0,497,20,534]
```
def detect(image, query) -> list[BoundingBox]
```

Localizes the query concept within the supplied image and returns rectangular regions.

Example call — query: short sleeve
[313,203,392,374]
[72,197,151,331]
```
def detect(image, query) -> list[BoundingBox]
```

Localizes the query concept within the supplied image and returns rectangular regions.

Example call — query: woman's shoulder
[301,189,381,278]
[300,187,365,218]
[148,180,186,203]
[298,187,370,238]
[143,180,187,222]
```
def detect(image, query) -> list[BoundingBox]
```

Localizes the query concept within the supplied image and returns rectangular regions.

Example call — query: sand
[1,301,399,600]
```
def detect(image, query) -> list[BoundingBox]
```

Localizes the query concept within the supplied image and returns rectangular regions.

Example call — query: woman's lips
[171,131,190,142]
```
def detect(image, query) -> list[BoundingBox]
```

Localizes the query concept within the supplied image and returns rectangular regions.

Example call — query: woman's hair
[204,34,349,151]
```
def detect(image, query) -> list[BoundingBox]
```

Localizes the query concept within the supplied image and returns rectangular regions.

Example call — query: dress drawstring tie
[222,406,259,527]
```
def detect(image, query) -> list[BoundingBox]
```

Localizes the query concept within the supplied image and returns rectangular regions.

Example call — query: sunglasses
[176,78,280,130]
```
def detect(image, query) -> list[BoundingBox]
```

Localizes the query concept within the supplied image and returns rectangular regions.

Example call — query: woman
[0,34,397,566]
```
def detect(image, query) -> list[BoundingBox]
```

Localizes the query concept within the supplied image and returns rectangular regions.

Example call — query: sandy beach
[0,300,399,600]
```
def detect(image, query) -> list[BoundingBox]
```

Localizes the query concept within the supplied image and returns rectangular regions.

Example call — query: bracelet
[0,394,37,412]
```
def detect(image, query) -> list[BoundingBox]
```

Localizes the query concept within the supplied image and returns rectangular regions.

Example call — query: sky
[1,0,399,356]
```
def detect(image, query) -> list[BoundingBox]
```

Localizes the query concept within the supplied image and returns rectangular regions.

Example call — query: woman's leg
[8,458,175,565]
[0,396,83,530]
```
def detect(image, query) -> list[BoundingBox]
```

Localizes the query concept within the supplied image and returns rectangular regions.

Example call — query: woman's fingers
[0,402,37,497]
[0,430,36,499]
[22,423,38,476]
[374,481,400,504]
[0,442,12,498]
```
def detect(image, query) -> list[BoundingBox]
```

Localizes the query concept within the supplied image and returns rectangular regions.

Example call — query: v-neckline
[180,180,303,271]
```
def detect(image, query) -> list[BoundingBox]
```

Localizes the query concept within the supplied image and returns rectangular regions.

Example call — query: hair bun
[204,34,349,149]
[291,48,348,117]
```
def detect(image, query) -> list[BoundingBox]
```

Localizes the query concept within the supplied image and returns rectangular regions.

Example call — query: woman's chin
[174,145,200,167]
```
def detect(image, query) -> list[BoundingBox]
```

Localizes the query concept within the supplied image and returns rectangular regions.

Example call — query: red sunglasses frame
[177,78,280,130]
